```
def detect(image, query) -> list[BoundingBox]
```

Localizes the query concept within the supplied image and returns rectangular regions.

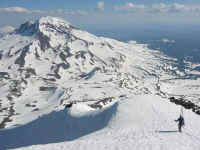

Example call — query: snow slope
[1,95,200,150]
[0,16,178,129]
[0,101,118,149]
[0,16,200,150]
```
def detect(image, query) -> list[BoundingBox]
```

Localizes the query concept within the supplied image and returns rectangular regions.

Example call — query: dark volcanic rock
[169,97,200,115]
[0,72,9,79]
[39,86,56,91]
[15,44,31,67]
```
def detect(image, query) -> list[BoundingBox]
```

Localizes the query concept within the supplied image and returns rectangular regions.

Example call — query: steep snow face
[37,16,71,48]
[0,16,199,130]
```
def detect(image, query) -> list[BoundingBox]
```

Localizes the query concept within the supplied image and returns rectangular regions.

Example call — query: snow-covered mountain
[0,16,200,150]
[0,26,15,37]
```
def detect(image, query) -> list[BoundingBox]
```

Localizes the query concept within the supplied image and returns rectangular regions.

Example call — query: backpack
[181,117,185,126]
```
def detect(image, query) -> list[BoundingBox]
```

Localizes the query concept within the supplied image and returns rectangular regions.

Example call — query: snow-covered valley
[0,16,200,150]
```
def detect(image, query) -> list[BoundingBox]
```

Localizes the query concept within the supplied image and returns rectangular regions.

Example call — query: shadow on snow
[0,103,118,149]
[156,130,178,133]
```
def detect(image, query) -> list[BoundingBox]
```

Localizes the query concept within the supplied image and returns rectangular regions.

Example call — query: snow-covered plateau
[0,16,200,150]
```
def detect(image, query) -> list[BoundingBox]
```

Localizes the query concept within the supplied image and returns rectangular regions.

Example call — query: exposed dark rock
[58,63,70,70]
[59,52,67,61]
[0,117,12,129]
[0,107,8,112]
[106,42,114,49]
[18,68,36,78]
[7,49,13,57]
[39,86,56,91]
[17,21,37,35]
[7,95,13,101]
[0,52,2,60]
[50,63,70,79]
[35,49,40,59]
[59,49,72,61]
[40,22,69,34]
[25,104,36,107]
[0,72,10,79]
[26,68,36,75]
[79,67,101,80]
[169,97,175,101]
[32,108,39,112]
[37,31,51,51]
[89,104,102,109]
[64,103,73,109]
[169,97,200,115]
[9,80,22,97]
[195,110,200,115]
[0,106,15,129]
[42,78,56,82]
[14,49,22,55]
[89,97,114,109]
[119,95,127,98]
[75,51,87,59]
[15,44,30,67]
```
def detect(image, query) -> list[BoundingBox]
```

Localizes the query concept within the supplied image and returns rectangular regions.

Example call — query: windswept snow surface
[0,16,200,150]
[2,95,199,150]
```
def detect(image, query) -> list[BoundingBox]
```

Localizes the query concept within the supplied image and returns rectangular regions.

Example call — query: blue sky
[0,0,200,10]
[0,0,200,30]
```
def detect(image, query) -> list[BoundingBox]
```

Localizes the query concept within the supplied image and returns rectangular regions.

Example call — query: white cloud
[97,1,104,11]
[160,38,176,44]
[0,7,88,16]
[151,3,169,13]
[114,3,200,14]
[151,3,187,13]
[31,10,46,14]
[65,10,88,16]
[47,10,88,16]
[0,7,30,13]
[1,3,200,16]
[114,2,145,12]
[128,40,137,44]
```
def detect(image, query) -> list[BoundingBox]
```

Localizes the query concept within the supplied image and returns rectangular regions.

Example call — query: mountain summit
[17,17,72,49]
[17,16,71,35]
[0,16,199,130]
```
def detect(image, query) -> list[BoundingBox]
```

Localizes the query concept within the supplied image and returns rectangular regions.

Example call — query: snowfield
[1,95,200,150]
[0,16,200,150]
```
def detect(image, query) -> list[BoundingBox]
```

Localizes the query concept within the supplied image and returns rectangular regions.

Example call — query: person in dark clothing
[175,115,185,132]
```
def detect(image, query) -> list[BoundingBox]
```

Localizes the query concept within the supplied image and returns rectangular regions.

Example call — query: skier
[175,115,185,132]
